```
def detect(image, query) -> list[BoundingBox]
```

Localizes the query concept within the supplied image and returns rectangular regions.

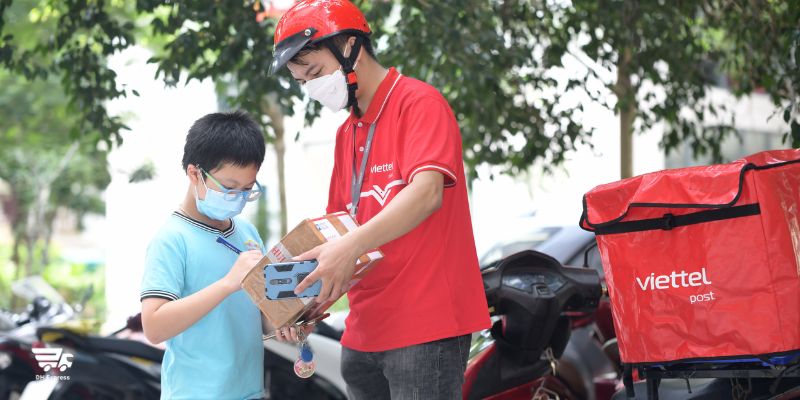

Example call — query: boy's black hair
[289,33,376,66]
[181,111,266,173]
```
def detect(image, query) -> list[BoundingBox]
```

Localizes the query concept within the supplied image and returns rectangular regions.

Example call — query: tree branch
[565,49,612,87]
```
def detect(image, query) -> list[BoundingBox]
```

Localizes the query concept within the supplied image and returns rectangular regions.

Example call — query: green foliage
[0,244,13,309]
[0,0,137,147]
[701,0,800,146]
[135,0,315,138]
[41,260,106,321]
[0,243,105,321]
[371,0,767,171]
[0,70,111,212]
[0,66,111,277]
[128,159,156,183]
[372,1,606,176]
[328,295,349,313]
[1,0,798,176]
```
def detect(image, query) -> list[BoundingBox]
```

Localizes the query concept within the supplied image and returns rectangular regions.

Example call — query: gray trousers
[341,335,471,400]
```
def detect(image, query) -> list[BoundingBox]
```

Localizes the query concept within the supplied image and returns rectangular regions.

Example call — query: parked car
[479,224,602,274]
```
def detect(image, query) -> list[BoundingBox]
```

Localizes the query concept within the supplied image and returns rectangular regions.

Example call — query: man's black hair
[289,33,376,66]
[181,110,266,173]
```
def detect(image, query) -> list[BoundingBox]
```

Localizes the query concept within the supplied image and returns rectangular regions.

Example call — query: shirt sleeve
[140,232,185,302]
[326,126,348,214]
[398,95,461,188]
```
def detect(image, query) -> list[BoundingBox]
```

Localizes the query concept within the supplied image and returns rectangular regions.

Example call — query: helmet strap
[325,35,364,116]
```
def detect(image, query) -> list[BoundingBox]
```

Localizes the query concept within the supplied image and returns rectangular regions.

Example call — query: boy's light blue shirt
[140,212,265,400]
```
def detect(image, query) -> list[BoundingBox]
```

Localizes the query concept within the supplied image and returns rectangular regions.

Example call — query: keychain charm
[294,329,316,378]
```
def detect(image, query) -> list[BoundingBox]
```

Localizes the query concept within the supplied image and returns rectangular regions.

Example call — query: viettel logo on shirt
[370,162,394,174]
[347,162,405,210]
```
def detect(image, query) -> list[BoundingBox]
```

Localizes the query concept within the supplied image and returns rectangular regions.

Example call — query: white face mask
[305,68,349,111]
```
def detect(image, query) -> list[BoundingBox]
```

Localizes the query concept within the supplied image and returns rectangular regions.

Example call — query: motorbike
[463,249,605,400]
[32,312,345,399]
[25,323,163,400]
[1,276,80,400]
[0,276,162,400]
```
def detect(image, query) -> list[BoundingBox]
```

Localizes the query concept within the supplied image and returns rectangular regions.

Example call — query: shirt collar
[351,67,402,125]
[172,211,236,238]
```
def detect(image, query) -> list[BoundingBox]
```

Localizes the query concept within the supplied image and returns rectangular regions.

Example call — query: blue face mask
[195,178,247,221]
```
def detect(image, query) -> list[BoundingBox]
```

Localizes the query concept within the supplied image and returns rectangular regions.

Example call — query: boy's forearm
[145,279,235,343]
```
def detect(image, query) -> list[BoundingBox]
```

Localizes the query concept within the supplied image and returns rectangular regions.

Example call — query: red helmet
[269,0,371,74]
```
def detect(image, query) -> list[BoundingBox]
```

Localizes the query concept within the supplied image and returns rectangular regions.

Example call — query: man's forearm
[348,171,444,254]
[144,279,234,344]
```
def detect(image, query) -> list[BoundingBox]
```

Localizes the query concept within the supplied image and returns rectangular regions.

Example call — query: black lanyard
[350,122,378,219]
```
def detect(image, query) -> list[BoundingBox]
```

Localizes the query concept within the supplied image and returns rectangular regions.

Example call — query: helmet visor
[270,28,317,75]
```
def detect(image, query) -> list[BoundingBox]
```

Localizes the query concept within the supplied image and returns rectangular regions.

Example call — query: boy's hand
[274,324,315,343]
[293,235,362,303]
[223,250,263,294]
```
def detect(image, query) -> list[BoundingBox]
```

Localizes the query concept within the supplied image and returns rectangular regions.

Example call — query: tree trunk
[24,236,34,278]
[617,46,636,179]
[23,143,79,274]
[275,125,288,237]
[10,233,23,310]
[263,97,289,237]
[11,233,21,277]
[41,219,54,272]
[255,189,270,246]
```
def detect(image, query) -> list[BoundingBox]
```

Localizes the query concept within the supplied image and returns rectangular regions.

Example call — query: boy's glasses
[199,167,263,202]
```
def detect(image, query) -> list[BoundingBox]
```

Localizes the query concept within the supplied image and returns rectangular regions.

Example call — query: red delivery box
[580,149,800,364]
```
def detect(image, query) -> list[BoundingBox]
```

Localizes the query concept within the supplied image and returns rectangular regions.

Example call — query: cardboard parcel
[241,212,383,330]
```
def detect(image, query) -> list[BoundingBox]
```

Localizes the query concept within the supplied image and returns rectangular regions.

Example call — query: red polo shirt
[327,67,491,352]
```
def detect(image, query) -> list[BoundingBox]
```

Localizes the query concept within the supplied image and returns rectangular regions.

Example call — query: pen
[216,236,242,255]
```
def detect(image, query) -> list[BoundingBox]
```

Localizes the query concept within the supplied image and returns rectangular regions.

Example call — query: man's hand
[222,250,263,294]
[293,235,363,303]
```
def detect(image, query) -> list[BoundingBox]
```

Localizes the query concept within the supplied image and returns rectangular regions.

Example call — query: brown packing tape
[280,219,326,256]
[312,215,383,267]
[354,259,373,279]
[326,215,349,237]
[326,213,381,269]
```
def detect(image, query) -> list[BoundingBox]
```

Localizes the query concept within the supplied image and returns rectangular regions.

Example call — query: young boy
[140,111,269,400]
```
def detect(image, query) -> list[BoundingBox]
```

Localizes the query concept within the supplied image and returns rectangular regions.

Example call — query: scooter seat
[37,327,164,362]
[82,336,164,362]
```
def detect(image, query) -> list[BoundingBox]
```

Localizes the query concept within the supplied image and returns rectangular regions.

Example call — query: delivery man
[270,1,491,398]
